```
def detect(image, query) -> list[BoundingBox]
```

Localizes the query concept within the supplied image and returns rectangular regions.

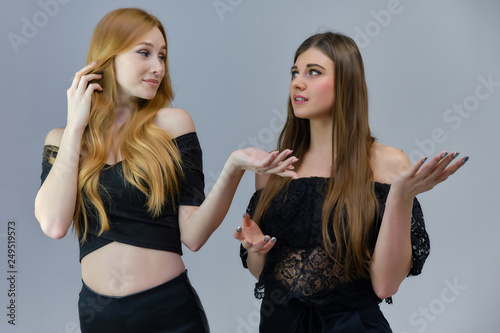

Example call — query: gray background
[1,0,499,332]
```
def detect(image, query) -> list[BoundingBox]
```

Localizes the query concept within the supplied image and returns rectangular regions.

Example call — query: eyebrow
[291,64,327,71]
[137,42,167,50]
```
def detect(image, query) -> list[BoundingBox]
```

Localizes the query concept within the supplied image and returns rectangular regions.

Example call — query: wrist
[387,185,415,207]
[225,151,245,176]
[64,123,86,137]
[227,150,245,173]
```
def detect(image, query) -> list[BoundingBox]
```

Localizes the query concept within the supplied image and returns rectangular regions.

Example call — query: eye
[158,54,166,61]
[138,50,149,57]
[291,71,299,80]
[309,69,321,76]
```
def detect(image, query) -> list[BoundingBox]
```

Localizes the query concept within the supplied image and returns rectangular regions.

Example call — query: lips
[144,79,159,87]
[293,95,308,103]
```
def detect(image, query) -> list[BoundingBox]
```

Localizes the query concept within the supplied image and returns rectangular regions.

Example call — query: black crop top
[240,177,430,310]
[40,132,205,261]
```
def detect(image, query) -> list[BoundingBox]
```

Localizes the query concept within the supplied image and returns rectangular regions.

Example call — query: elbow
[373,283,399,300]
[181,237,206,252]
[36,214,69,240]
[42,224,68,239]
[186,244,203,252]
[41,222,68,239]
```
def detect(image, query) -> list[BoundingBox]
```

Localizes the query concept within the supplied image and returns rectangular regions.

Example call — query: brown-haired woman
[34,8,297,333]
[234,32,468,332]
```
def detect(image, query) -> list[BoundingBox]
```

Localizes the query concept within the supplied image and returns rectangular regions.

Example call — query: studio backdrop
[1,1,498,332]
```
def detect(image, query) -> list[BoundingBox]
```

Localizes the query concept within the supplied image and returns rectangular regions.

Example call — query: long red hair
[74,8,182,241]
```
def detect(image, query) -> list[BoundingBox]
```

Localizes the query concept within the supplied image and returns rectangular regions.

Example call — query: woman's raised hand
[233,213,276,254]
[392,151,469,200]
[230,148,299,179]
[66,62,103,131]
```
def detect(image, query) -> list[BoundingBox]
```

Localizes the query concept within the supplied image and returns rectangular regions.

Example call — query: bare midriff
[81,242,185,296]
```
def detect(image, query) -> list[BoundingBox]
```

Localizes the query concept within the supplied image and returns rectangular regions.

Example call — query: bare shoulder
[154,107,196,138]
[371,141,411,184]
[44,127,65,146]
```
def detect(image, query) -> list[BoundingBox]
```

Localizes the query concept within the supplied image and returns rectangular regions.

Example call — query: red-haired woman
[234,32,468,332]
[34,8,296,333]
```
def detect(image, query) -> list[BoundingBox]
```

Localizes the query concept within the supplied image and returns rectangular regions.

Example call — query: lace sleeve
[239,190,261,269]
[41,145,59,185]
[408,197,430,276]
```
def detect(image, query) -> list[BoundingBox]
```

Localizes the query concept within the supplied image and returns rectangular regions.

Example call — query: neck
[308,116,334,156]
[114,93,135,128]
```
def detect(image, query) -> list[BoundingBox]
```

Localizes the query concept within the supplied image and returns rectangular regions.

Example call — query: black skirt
[78,270,209,333]
[259,296,392,333]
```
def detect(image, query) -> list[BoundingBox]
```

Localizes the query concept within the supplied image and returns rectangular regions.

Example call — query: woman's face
[289,47,335,120]
[114,27,166,102]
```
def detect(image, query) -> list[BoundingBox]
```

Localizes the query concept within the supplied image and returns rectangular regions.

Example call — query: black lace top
[240,177,429,311]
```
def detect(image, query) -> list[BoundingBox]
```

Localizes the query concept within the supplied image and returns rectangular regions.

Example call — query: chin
[292,110,311,120]
[138,93,157,101]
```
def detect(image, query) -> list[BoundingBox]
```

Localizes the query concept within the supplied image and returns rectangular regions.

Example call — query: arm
[233,174,276,279]
[34,62,102,239]
[370,150,468,299]
[180,149,294,251]
[155,109,297,252]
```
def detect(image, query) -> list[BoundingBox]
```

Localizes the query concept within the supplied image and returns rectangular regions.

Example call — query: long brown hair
[74,8,183,241]
[253,32,378,280]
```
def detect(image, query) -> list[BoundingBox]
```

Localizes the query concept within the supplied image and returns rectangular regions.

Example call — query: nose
[150,58,164,75]
[291,75,306,91]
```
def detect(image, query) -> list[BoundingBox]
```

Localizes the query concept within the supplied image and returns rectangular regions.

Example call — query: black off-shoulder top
[40,132,205,261]
[240,177,430,310]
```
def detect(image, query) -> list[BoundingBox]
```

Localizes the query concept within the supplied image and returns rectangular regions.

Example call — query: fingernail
[246,241,251,245]
[243,212,247,218]
[462,156,469,164]
[236,226,242,232]
[91,61,97,65]
[264,236,270,242]
[451,152,460,159]
[271,237,276,244]
[440,152,448,159]
[422,157,428,163]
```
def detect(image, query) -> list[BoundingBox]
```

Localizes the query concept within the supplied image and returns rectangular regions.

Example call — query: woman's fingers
[250,235,276,253]
[404,155,428,178]
[258,151,279,168]
[417,151,466,182]
[77,74,103,95]
[259,236,277,253]
[234,213,275,253]
[434,154,469,183]
[242,213,253,228]
[276,169,299,179]
[266,149,293,168]
[264,156,299,176]
[397,151,469,197]
[70,62,98,91]
[84,82,103,97]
